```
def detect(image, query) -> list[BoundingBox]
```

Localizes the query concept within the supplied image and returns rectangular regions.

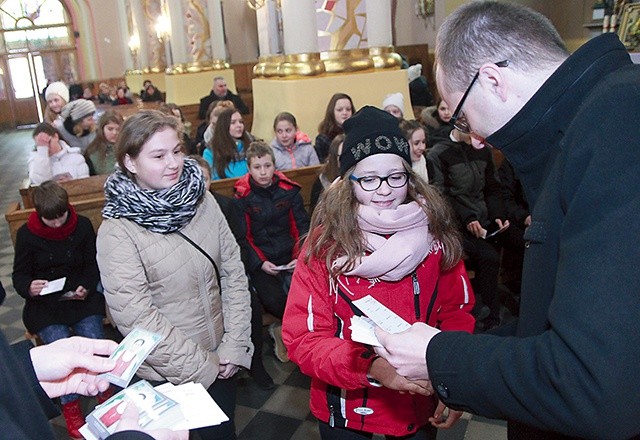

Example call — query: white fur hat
[382,92,404,113]
[45,81,69,103]
[407,64,422,83]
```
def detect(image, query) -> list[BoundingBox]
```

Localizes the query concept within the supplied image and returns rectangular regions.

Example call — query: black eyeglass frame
[449,60,510,134]
[349,172,409,192]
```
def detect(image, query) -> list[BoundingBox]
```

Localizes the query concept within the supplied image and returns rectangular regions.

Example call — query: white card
[39,277,66,295]
[352,295,411,334]
[350,316,382,347]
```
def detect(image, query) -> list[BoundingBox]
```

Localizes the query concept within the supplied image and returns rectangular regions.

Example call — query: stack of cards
[85,381,183,439]
[98,328,163,388]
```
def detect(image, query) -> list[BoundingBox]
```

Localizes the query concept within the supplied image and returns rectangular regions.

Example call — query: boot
[268,322,289,363]
[62,399,85,439]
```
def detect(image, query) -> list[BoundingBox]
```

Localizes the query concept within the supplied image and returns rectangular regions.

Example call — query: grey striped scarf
[102,157,206,234]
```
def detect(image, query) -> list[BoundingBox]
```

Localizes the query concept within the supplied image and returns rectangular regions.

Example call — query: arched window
[0,0,78,125]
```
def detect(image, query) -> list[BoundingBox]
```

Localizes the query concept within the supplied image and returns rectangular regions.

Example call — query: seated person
[234,141,310,363]
[141,83,164,102]
[195,100,235,155]
[84,110,124,175]
[29,123,89,185]
[198,76,249,119]
[43,81,68,124]
[158,103,196,155]
[54,99,97,152]
[205,108,253,179]
[309,134,343,214]
[11,181,107,439]
[315,93,354,163]
[270,112,319,170]
[382,92,405,120]
[112,87,133,105]
[422,98,453,147]
[407,63,434,107]
[427,129,524,331]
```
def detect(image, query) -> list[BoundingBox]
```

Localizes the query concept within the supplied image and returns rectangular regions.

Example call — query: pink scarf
[336,201,434,281]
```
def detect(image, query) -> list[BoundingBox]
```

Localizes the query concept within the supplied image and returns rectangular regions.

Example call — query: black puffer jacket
[234,171,310,272]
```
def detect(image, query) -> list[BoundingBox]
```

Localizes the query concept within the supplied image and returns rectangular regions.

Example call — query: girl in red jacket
[282,106,475,439]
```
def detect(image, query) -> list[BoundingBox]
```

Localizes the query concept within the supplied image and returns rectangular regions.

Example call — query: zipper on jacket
[412,271,420,320]
[329,405,335,427]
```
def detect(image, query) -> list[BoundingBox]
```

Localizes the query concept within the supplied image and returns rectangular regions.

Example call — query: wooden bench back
[6,165,321,247]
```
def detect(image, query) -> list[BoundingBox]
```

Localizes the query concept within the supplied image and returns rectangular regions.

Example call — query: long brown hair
[209,108,251,179]
[306,162,462,275]
[84,110,124,173]
[317,93,354,139]
[320,134,344,183]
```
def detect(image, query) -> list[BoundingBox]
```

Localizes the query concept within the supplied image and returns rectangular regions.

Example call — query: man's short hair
[32,122,59,139]
[246,141,275,166]
[435,1,569,94]
[213,76,225,84]
[32,180,69,220]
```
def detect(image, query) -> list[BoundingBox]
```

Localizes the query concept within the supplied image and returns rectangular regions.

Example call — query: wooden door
[6,53,41,126]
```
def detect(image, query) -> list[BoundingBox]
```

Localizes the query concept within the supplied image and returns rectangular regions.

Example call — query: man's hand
[429,400,464,429]
[466,221,485,238]
[74,285,88,299]
[374,323,440,381]
[261,261,279,276]
[116,402,188,440]
[29,336,117,398]
[368,357,433,396]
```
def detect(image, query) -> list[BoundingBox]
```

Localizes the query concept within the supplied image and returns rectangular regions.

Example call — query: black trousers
[318,421,437,440]
[250,270,291,319]
[196,376,238,440]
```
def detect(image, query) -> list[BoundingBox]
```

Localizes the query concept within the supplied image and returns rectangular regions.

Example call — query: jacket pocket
[523,220,546,248]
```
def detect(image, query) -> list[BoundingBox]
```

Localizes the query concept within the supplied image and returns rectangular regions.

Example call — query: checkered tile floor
[0,129,507,439]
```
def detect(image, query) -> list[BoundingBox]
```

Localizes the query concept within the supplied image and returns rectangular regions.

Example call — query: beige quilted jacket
[97,193,253,388]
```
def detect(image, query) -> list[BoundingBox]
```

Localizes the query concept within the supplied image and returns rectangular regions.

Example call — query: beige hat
[45,81,69,103]
[61,99,96,123]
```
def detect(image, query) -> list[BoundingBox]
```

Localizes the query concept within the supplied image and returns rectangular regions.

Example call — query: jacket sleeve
[498,160,529,226]
[231,94,250,115]
[427,144,477,227]
[28,147,52,185]
[290,192,310,255]
[432,260,475,333]
[69,154,90,180]
[282,247,374,390]
[96,221,220,388]
[75,220,100,293]
[211,198,253,370]
[482,151,506,223]
[307,146,320,167]
[12,226,36,300]
[426,91,640,438]
[235,198,268,272]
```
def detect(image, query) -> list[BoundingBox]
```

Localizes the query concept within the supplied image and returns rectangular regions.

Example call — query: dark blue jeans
[38,314,105,404]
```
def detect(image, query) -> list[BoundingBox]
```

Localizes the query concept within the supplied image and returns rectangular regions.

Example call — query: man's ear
[478,63,509,102]
[123,154,136,174]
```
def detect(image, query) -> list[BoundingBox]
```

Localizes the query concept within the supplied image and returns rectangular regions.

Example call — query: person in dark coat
[234,141,310,364]
[198,76,249,119]
[375,2,640,439]
[12,181,106,438]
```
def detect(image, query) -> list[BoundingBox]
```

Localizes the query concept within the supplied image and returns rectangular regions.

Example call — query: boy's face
[249,155,275,188]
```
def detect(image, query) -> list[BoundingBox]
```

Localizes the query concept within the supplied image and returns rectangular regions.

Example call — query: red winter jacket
[282,242,475,437]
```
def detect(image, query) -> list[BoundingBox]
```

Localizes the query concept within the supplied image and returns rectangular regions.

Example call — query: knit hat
[45,81,69,103]
[61,99,96,123]
[340,106,411,175]
[407,64,422,83]
[382,93,404,114]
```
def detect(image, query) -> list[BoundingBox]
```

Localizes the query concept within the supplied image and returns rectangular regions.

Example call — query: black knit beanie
[339,105,411,175]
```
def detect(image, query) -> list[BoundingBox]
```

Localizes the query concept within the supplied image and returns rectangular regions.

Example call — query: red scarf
[26,205,78,241]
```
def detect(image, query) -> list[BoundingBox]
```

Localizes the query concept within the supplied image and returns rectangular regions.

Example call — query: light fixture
[155,14,171,40]
[246,0,267,10]
[416,0,434,19]
[128,34,140,53]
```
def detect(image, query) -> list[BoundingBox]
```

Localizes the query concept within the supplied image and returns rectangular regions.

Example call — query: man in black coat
[375,2,640,439]
[198,76,249,119]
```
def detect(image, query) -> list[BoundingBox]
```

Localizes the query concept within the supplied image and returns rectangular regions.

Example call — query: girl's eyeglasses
[350,172,409,192]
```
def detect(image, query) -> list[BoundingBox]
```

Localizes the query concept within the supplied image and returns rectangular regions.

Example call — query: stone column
[130,0,150,70]
[256,0,282,56]
[206,0,227,62]
[166,0,188,67]
[280,0,319,54]
[118,0,134,71]
[365,0,392,47]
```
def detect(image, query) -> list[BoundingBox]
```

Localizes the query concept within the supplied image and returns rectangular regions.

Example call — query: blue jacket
[427,33,640,439]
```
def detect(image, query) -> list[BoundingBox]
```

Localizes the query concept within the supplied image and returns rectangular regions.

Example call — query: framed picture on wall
[618,3,640,50]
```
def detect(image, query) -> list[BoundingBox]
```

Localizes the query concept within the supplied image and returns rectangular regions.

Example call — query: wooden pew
[6,165,321,247]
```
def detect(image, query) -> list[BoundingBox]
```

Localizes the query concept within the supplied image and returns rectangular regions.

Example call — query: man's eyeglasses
[449,60,510,134]
[350,172,409,192]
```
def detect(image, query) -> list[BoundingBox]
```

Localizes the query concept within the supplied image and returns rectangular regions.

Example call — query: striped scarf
[102,157,206,234]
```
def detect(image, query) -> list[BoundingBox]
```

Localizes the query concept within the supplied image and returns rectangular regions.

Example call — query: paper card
[98,328,163,388]
[350,316,382,347]
[156,382,229,429]
[273,260,296,271]
[351,295,411,334]
[39,277,66,295]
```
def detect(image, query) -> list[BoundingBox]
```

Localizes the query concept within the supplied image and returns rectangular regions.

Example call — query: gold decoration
[279,53,326,77]
[369,46,402,70]
[253,55,285,78]
[321,48,373,73]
